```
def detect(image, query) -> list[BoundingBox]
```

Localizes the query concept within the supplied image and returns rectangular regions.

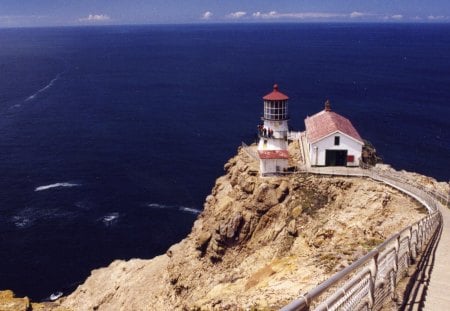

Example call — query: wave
[179,207,202,215]
[25,73,62,102]
[11,215,33,228]
[11,207,77,229]
[74,200,94,210]
[49,291,63,301]
[147,203,202,215]
[101,212,120,226]
[147,203,167,209]
[35,182,81,192]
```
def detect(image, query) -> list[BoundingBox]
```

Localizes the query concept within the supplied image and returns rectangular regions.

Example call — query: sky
[0,0,450,28]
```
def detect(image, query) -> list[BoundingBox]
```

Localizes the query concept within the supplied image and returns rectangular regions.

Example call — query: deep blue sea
[0,24,449,300]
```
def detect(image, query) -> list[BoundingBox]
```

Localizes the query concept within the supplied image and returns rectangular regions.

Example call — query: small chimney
[324,99,331,112]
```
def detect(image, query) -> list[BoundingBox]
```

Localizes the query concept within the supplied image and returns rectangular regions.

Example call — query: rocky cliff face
[0,290,69,311]
[59,148,438,310]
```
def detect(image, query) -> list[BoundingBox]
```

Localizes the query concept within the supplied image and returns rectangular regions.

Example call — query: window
[334,136,340,146]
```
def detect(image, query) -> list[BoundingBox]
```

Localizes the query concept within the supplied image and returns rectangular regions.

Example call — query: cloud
[202,11,213,20]
[78,14,111,22]
[350,12,368,18]
[381,14,404,21]
[391,14,403,20]
[252,11,347,19]
[227,11,247,19]
[427,15,448,20]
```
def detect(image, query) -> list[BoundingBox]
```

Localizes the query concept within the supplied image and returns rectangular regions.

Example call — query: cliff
[0,290,69,311]
[55,147,442,311]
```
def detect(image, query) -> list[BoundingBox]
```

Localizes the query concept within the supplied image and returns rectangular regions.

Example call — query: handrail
[281,167,444,311]
[241,142,259,161]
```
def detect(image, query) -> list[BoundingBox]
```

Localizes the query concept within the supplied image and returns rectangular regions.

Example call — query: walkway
[290,136,450,310]
[423,205,450,310]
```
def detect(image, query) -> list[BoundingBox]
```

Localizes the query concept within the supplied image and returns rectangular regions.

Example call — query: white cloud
[350,11,367,18]
[79,14,111,22]
[428,15,447,20]
[381,14,404,21]
[391,14,403,20]
[202,11,213,20]
[227,11,247,19]
[251,11,346,19]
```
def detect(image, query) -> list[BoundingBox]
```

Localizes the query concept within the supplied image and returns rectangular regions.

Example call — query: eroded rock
[60,147,434,311]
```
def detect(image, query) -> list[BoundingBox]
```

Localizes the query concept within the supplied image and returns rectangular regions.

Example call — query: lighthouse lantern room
[257,84,290,175]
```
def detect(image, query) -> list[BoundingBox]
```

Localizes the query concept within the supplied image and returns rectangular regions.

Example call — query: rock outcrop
[0,290,69,311]
[56,146,443,311]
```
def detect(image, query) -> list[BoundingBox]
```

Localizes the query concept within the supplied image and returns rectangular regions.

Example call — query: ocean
[0,23,449,300]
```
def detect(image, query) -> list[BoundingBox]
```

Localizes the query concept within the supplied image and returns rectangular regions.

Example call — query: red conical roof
[263,84,289,101]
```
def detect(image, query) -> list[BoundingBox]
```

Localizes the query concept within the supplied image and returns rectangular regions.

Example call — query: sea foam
[35,182,81,192]
[147,203,201,214]
[25,73,61,102]
[179,207,202,214]
[101,212,120,226]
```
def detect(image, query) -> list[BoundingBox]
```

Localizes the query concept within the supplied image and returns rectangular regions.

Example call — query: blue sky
[0,0,449,27]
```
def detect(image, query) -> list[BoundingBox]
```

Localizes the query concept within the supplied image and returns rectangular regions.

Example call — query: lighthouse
[257,84,290,175]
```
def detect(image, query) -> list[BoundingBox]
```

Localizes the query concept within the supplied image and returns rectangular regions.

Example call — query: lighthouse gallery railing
[280,167,444,311]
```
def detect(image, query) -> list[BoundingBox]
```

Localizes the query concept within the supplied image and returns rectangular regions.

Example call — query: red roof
[305,110,363,144]
[263,84,289,101]
[258,150,290,159]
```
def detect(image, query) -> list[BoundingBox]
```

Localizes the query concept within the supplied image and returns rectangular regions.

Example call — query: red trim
[258,150,289,159]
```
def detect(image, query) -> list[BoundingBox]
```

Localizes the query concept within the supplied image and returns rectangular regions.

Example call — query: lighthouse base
[258,150,290,176]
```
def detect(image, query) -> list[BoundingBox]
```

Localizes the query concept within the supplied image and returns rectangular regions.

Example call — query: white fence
[281,167,445,311]
[241,142,259,161]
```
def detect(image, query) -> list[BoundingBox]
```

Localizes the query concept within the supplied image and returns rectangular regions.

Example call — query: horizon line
[1,20,450,30]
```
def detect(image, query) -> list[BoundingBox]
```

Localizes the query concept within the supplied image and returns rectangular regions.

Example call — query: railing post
[368,253,379,310]
[280,160,444,311]
[418,222,424,252]
[408,227,415,264]
[392,236,400,300]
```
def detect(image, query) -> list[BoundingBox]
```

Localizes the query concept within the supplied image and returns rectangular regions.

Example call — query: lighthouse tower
[257,84,290,175]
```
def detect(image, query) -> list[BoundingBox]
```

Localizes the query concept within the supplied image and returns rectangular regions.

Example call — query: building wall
[308,132,362,166]
[263,120,288,139]
[258,137,288,150]
[260,158,289,175]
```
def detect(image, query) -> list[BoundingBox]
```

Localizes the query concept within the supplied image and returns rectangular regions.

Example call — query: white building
[257,84,290,175]
[304,100,363,167]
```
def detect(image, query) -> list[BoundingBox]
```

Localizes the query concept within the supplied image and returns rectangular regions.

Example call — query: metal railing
[241,142,259,161]
[288,131,302,140]
[281,167,445,311]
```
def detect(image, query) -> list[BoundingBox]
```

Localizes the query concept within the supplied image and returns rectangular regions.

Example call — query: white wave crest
[11,207,76,229]
[147,203,201,214]
[147,203,168,209]
[179,207,202,214]
[49,291,63,301]
[101,212,120,226]
[12,215,33,228]
[35,182,81,192]
[25,73,61,102]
